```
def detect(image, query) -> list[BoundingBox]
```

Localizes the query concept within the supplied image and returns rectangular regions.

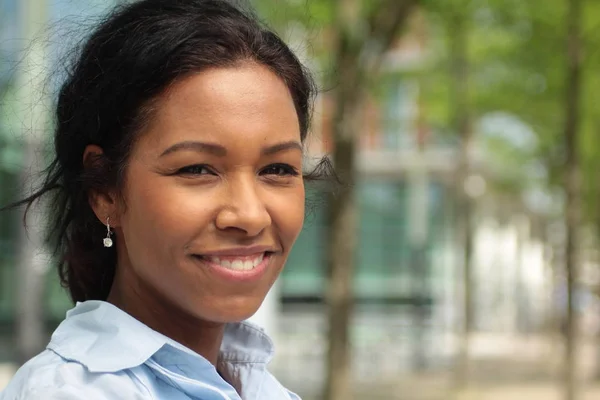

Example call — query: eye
[260,163,299,177]
[175,164,214,176]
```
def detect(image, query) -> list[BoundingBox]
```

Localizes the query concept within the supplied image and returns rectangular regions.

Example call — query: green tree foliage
[420,0,600,224]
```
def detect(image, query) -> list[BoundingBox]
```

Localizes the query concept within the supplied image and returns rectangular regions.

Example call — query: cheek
[271,185,305,246]
[120,178,214,254]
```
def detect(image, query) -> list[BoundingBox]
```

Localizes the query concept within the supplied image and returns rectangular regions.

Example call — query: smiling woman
[0,1,329,399]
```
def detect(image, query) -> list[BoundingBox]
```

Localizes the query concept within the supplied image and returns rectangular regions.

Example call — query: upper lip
[197,245,278,257]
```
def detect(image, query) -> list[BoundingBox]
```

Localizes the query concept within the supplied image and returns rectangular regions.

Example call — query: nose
[215,175,271,237]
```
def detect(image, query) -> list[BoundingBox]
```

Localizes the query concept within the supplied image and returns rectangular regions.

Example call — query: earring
[103,217,113,248]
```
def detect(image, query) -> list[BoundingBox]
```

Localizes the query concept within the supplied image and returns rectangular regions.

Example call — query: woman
[0,0,327,398]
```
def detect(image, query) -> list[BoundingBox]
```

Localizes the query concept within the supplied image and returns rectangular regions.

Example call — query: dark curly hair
[3,0,330,303]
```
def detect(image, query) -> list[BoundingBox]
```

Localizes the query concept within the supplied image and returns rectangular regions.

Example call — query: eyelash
[174,163,299,177]
[260,163,299,177]
[176,165,213,176]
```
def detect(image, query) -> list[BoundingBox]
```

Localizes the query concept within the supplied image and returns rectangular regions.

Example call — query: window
[381,79,417,150]
[281,179,449,303]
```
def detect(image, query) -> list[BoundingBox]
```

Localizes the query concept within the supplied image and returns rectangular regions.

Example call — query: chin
[204,310,259,324]
[200,299,264,324]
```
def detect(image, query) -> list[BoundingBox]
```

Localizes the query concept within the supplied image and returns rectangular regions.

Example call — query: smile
[206,253,265,271]
[193,251,274,282]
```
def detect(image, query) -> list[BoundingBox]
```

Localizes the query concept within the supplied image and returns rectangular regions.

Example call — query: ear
[83,144,121,227]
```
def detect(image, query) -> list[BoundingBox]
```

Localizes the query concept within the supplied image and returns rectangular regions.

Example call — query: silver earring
[103,217,113,248]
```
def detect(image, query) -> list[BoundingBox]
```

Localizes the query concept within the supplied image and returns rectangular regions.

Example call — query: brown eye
[260,163,299,176]
[175,164,214,176]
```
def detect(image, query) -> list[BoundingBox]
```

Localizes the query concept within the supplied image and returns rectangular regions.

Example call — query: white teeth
[207,254,265,271]
[253,254,264,267]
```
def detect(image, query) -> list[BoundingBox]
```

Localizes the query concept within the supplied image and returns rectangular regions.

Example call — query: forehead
[140,63,300,149]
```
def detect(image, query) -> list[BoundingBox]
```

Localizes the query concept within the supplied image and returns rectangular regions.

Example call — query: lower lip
[194,253,272,282]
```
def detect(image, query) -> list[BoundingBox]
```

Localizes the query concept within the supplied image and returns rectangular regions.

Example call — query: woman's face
[113,64,304,323]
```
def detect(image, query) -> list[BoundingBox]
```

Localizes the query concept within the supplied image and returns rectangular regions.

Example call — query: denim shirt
[0,301,300,400]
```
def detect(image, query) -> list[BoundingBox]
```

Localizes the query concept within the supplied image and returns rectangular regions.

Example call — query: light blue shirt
[0,301,300,400]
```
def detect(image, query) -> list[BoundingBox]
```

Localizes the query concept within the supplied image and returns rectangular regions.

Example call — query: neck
[107,267,225,365]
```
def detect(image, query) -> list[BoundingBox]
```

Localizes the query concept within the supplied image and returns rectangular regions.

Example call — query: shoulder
[0,350,152,400]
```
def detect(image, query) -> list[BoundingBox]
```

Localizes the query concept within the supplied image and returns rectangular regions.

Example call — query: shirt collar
[47,300,274,374]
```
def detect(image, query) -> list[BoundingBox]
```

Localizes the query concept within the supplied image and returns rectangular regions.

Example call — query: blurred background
[1,0,600,399]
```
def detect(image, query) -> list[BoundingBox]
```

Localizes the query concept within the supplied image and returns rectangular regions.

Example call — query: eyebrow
[160,141,227,158]
[261,140,303,156]
[159,140,303,158]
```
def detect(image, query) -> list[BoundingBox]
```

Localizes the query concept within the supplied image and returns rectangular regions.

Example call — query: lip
[192,249,275,283]
[199,245,278,257]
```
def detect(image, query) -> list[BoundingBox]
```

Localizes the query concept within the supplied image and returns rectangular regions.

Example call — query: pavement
[460,385,600,400]
[274,331,600,400]
[291,376,600,400]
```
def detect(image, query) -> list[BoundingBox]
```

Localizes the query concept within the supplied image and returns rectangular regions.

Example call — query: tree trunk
[596,221,600,381]
[447,6,473,393]
[324,130,359,400]
[323,2,362,398]
[595,120,600,382]
[596,213,600,381]
[454,183,474,393]
[323,1,418,399]
[562,0,582,398]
